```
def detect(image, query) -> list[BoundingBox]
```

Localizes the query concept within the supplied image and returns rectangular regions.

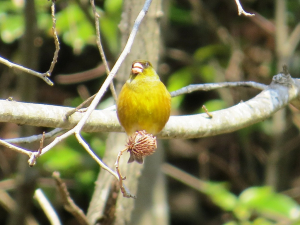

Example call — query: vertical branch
[47,1,60,75]
[8,1,39,225]
[90,0,118,102]
[34,189,61,225]
[265,0,288,190]
[52,172,89,225]
[87,0,165,224]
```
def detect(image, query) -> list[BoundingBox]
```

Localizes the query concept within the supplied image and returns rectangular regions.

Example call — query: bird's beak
[131,62,143,74]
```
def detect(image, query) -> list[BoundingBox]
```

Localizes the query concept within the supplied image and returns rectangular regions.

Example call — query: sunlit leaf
[40,144,82,172]
[203,182,238,211]
[56,3,94,53]
[239,187,300,219]
[104,0,122,16]
[0,14,23,43]
[198,64,217,83]
[199,99,227,113]
[194,44,229,62]
[167,67,192,109]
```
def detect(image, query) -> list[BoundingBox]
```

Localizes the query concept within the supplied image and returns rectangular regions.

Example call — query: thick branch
[1,75,299,139]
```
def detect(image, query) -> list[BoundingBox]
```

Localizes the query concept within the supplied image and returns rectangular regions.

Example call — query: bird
[117,60,171,163]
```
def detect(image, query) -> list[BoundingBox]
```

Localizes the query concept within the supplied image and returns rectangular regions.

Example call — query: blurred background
[1,0,300,224]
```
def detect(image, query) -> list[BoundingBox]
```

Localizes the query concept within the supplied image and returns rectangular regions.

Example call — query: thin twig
[234,0,255,16]
[55,63,108,84]
[0,0,60,86]
[0,139,32,156]
[28,128,74,166]
[65,94,96,119]
[162,163,207,191]
[35,132,46,159]
[52,172,89,225]
[202,105,213,118]
[34,188,61,225]
[90,0,118,102]
[73,0,152,134]
[115,147,136,198]
[0,189,16,212]
[75,133,119,180]
[0,56,53,85]
[47,0,60,75]
[5,128,64,144]
[170,81,267,97]
[286,22,300,56]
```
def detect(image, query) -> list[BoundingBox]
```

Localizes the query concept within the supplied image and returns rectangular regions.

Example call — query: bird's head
[129,60,159,82]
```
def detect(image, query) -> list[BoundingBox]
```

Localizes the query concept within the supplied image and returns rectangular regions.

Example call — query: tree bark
[87,0,163,224]
[8,0,39,225]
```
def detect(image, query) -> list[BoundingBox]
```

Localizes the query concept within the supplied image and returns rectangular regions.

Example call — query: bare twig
[170,81,267,97]
[47,0,60,76]
[65,95,116,119]
[52,172,89,225]
[55,63,108,84]
[34,188,61,225]
[202,105,213,118]
[75,133,119,180]
[234,0,255,16]
[162,163,207,191]
[72,0,153,132]
[5,128,64,144]
[65,95,95,119]
[35,132,46,159]
[115,147,136,198]
[0,189,16,212]
[0,56,53,85]
[90,0,118,102]
[285,22,300,56]
[0,1,59,86]
[0,139,32,157]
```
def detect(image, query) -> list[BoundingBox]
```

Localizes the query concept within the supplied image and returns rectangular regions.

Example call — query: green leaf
[100,17,120,54]
[203,182,238,211]
[75,170,96,186]
[199,99,227,113]
[56,3,94,52]
[40,144,82,172]
[252,217,275,225]
[167,67,192,109]
[0,14,23,43]
[194,44,230,62]
[239,187,300,220]
[104,0,122,16]
[198,64,217,83]
[169,4,193,24]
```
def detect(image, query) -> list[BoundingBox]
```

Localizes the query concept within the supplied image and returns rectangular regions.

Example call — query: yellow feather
[117,60,171,136]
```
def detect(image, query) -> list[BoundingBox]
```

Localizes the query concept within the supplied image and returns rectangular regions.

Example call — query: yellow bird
[117,60,171,163]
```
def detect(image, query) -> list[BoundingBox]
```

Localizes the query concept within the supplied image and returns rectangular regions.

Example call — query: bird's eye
[145,62,149,67]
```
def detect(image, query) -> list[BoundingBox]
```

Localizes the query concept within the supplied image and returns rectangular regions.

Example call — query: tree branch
[0,73,299,140]
[0,56,53,85]
[34,188,61,225]
[52,172,89,225]
[90,0,118,102]
[171,81,267,97]
[234,0,254,17]
[0,0,60,86]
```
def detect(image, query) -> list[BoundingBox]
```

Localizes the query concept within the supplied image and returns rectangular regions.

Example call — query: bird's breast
[117,80,171,135]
